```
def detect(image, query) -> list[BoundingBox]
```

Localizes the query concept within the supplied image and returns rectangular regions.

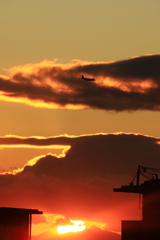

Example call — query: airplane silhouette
[82,75,95,81]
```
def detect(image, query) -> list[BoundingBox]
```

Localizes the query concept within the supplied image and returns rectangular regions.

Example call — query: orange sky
[0,133,160,240]
[0,1,160,240]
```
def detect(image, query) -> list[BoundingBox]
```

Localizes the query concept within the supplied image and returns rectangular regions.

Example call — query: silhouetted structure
[113,165,160,240]
[0,207,43,240]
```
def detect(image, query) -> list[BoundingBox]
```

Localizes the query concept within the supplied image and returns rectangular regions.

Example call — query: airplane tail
[82,75,84,79]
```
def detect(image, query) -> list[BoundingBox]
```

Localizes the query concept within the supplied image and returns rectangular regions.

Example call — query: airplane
[82,75,95,81]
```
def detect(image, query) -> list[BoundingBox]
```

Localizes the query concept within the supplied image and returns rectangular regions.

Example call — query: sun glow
[57,220,86,234]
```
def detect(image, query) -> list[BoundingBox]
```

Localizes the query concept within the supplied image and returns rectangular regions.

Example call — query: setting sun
[57,220,86,234]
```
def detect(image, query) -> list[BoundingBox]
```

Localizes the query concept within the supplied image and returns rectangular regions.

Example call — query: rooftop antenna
[130,165,160,186]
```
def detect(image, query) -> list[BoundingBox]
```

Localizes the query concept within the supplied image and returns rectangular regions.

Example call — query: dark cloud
[0,133,160,235]
[75,54,160,80]
[1,54,160,111]
[0,135,74,146]
[19,133,160,179]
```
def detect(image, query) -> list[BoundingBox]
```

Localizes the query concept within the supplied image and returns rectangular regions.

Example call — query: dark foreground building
[114,165,160,240]
[0,207,43,240]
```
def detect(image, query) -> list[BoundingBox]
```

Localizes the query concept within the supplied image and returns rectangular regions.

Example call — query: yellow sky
[1,0,160,71]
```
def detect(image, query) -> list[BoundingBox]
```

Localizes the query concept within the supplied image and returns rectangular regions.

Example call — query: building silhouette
[114,165,160,240]
[0,207,43,240]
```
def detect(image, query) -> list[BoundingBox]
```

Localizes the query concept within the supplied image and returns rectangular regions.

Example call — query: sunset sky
[0,1,160,240]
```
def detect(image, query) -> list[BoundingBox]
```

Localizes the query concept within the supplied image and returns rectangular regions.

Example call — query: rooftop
[0,207,43,214]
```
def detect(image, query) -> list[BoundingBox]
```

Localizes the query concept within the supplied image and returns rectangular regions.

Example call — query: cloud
[0,134,74,146]
[0,133,160,237]
[1,133,160,177]
[1,54,160,111]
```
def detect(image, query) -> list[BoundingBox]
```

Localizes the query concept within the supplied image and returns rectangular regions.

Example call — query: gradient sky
[0,1,160,239]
